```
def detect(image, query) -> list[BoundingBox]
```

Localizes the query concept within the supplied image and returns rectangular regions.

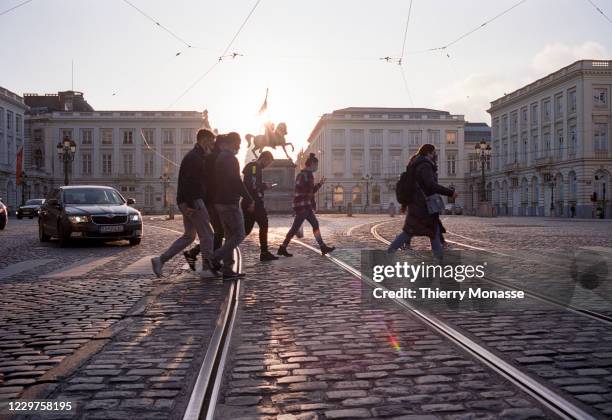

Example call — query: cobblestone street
[1,215,612,419]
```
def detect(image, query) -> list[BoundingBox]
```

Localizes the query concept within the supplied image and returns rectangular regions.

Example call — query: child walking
[278,153,335,256]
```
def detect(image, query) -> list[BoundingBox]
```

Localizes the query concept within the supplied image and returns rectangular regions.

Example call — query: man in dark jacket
[183,137,225,270]
[387,144,457,257]
[212,132,254,278]
[242,151,278,261]
[151,129,218,278]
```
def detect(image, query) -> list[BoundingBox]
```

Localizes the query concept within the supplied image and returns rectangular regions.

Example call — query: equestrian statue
[246,122,294,160]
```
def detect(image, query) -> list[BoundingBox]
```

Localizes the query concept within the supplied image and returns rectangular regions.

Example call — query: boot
[260,250,279,261]
[320,245,335,255]
[277,246,293,257]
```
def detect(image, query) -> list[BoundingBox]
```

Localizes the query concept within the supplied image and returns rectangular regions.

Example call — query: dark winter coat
[403,155,454,238]
[176,144,208,207]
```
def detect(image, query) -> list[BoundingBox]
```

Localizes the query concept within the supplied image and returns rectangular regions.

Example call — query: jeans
[160,200,213,263]
[282,208,324,248]
[387,223,443,257]
[213,204,246,267]
[243,201,269,252]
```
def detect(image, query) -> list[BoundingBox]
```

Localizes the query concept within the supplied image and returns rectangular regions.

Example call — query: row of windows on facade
[328,129,458,147]
[489,122,609,170]
[0,134,22,166]
[0,108,24,136]
[329,185,383,206]
[40,128,197,146]
[492,87,609,138]
[328,150,459,177]
[46,152,178,177]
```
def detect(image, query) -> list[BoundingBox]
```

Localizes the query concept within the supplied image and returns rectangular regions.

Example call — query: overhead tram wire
[121,0,194,50]
[0,0,33,17]
[407,0,529,54]
[167,0,263,109]
[586,0,612,24]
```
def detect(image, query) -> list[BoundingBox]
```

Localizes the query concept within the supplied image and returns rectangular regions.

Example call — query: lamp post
[56,136,76,186]
[550,176,555,217]
[362,174,372,212]
[20,172,28,206]
[160,173,170,213]
[475,139,492,201]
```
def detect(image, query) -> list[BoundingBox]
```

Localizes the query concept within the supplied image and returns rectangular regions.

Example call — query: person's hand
[264,182,273,189]
[452,192,459,200]
[319,177,326,185]
[400,205,407,214]
[247,202,255,213]
[184,207,195,216]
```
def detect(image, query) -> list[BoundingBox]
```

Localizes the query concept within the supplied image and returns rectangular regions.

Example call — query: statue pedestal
[263,159,296,213]
[477,201,494,217]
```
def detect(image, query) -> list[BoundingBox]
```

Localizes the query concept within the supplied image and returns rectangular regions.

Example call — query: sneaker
[320,245,335,255]
[203,258,220,277]
[277,246,293,257]
[151,257,163,278]
[260,251,279,262]
[209,257,223,272]
[183,251,196,271]
[222,269,246,279]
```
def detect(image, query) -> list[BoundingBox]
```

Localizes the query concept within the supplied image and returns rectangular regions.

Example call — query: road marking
[0,259,54,279]
[121,255,156,275]
[40,256,117,278]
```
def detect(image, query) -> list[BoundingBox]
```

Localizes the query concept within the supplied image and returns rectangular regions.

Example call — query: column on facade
[93,127,101,179]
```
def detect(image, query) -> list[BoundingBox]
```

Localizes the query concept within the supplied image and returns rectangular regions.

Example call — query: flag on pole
[15,146,23,186]
[258,88,268,115]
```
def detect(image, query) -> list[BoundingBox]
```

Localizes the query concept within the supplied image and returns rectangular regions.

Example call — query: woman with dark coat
[388,143,457,257]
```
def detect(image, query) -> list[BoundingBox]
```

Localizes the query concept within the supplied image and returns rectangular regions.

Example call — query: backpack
[395,168,415,206]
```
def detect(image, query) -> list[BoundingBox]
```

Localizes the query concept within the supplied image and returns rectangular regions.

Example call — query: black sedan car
[0,199,7,230]
[17,198,45,219]
[39,185,142,247]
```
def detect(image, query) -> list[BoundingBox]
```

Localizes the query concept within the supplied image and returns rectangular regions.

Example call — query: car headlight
[68,215,90,224]
[130,214,141,222]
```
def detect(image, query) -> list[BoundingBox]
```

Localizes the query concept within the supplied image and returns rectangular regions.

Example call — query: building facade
[0,87,28,213]
[485,60,612,218]
[300,107,467,212]
[23,91,206,213]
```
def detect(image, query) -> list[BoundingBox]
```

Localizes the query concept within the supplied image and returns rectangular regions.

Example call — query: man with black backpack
[388,144,457,257]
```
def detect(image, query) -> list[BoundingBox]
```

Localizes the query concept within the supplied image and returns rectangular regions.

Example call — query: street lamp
[56,136,76,185]
[159,173,170,212]
[475,139,492,201]
[21,172,28,206]
[362,174,372,212]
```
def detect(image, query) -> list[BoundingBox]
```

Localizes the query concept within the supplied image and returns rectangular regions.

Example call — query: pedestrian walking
[388,144,457,258]
[242,151,279,261]
[211,132,254,279]
[183,136,225,270]
[151,129,218,278]
[278,153,335,257]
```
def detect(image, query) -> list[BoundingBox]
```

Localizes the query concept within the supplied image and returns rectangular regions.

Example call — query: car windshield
[26,199,44,205]
[63,188,125,205]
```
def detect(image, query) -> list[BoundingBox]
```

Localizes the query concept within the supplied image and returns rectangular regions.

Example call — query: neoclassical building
[480,60,611,218]
[0,87,28,213]
[300,107,468,212]
[23,91,207,212]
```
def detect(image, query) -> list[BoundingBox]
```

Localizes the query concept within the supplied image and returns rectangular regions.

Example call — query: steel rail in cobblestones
[291,237,596,420]
[182,248,241,420]
[371,221,612,326]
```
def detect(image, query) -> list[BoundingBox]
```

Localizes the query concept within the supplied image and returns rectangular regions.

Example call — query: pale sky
[1,0,611,159]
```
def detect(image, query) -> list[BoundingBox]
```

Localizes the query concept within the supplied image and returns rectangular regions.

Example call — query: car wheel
[29,216,34,219]
[129,238,142,246]
[58,223,70,247]
[39,222,50,242]
[0,221,5,230]
[17,215,22,220]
